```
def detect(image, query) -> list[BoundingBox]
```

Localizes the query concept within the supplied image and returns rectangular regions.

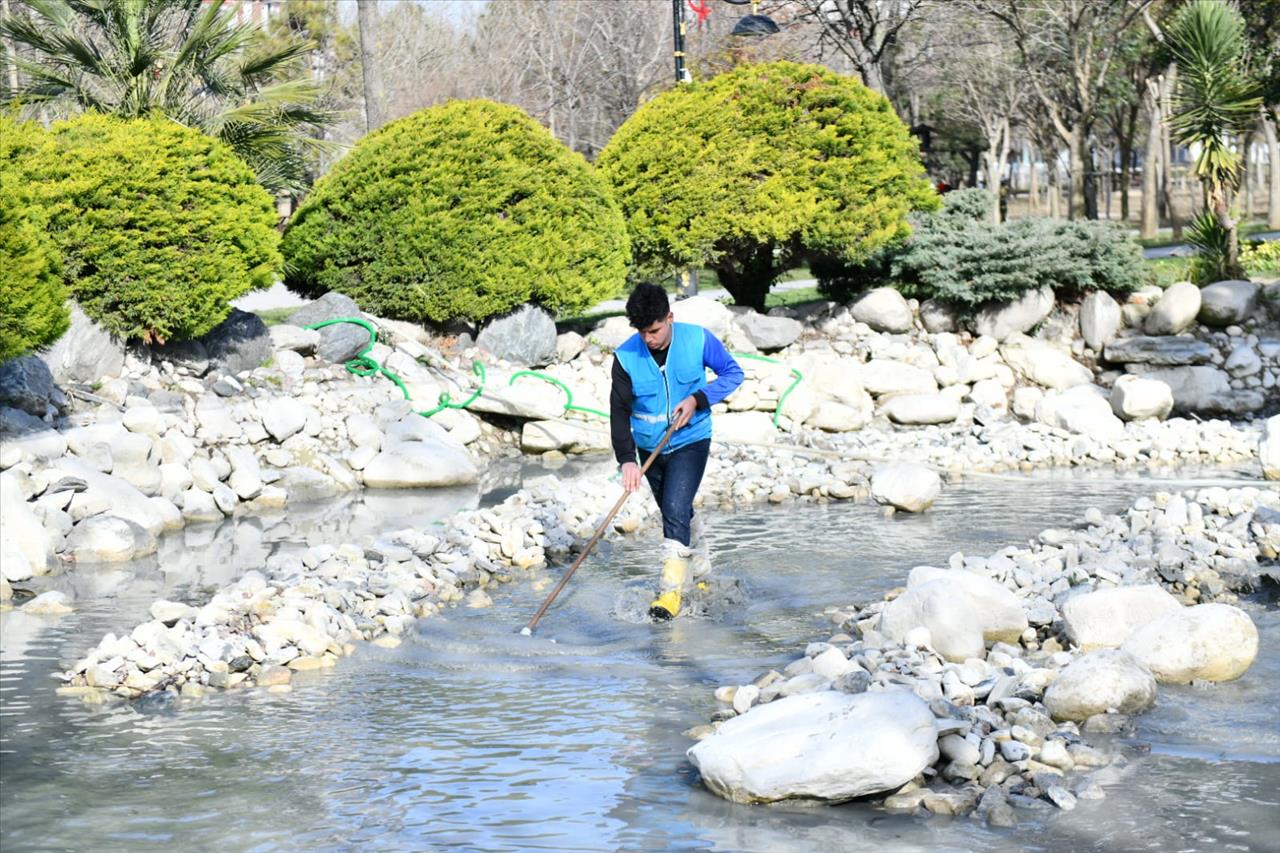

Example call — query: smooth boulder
[880,567,1028,661]
[971,286,1054,342]
[880,393,959,425]
[1061,585,1181,651]
[1043,649,1157,722]
[735,312,803,351]
[1121,603,1258,683]
[687,690,939,803]
[1262,415,1280,481]
[1102,336,1213,366]
[1197,280,1258,327]
[1079,291,1121,351]
[870,463,941,513]
[1000,335,1091,390]
[476,304,557,367]
[851,288,913,333]
[1110,375,1173,421]
[1144,281,1200,335]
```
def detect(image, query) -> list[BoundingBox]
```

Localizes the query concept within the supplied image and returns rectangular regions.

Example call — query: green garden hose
[301,318,804,428]
[508,371,610,419]
[303,317,485,417]
[731,352,804,428]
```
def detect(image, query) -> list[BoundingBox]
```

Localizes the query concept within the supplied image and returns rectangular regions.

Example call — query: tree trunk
[1047,149,1061,220]
[1141,79,1161,239]
[714,242,781,312]
[1,0,17,97]
[1265,108,1280,230]
[1027,140,1040,216]
[861,62,887,98]
[1214,191,1243,280]
[1068,126,1085,220]
[1159,67,1181,240]
[357,0,387,133]
[1241,131,1253,225]
[1118,114,1135,222]
[983,142,1001,223]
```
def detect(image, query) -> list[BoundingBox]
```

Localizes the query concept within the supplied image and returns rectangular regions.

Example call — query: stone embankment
[686,486,1277,821]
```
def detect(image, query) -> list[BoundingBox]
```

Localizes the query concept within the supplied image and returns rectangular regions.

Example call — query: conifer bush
[598,61,938,310]
[0,118,68,362]
[281,99,630,323]
[19,114,281,343]
[816,189,1147,307]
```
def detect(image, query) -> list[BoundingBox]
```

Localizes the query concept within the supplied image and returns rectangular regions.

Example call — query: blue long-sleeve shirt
[609,326,744,465]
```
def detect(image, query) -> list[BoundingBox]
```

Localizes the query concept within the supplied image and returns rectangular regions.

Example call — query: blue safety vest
[615,322,711,454]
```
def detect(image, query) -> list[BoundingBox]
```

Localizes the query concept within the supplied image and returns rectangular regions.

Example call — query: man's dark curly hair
[625,283,670,329]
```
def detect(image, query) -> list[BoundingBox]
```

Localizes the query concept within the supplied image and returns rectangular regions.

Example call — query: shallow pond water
[2,468,1277,852]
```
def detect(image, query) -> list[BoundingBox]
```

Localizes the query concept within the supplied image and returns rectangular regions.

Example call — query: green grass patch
[255,306,300,326]
[1145,256,1194,288]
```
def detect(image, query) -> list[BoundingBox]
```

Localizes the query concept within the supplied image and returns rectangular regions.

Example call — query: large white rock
[879,566,1029,661]
[260,398,309,442]
[467,381,565,421]
[590,316,633,351]
[64,514,158,562]
[735,312,803,351]
[0,473,50,576]
[362,439,478,488]
[1109,375,1173,421]
[672,296,734,339]
[687,690,938,803]
[870,463,940,512]
[861,359,937,397]
[1262,415,1280,481]
[1197,280,1258,327]
[521,419,611,454]
[1061,585,1181,651]
[919,299,959,333]
[1079,291,1122,351]
[880,393,960,425]
[1035,384,1125,443]
[1139,366,1233,414]
[1000,334,1092,390]
[1122,603,1258,683]
[39,303,125,384]
[1043,649,1158,721]
[850,287,913,333]
[1144,281,1200,335]
[1224,344,1261,378]
[971,286,1054,342]
[802,357,869,408]
[54,457,168,535]
[808,399,872,432]
[713,411,776,446]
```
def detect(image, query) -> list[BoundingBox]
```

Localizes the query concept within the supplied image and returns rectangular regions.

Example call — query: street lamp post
[670,0,778,298]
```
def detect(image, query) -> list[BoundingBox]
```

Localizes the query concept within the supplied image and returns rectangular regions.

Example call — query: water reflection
[1,469,1277,852]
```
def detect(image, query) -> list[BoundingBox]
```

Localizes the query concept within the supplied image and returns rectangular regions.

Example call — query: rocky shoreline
[686,485,1277,822]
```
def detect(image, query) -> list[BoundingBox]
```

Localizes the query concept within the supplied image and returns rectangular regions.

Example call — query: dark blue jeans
[641,438,710,547]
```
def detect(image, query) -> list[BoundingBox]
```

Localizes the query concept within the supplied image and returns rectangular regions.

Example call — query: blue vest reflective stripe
[616,322,711,454]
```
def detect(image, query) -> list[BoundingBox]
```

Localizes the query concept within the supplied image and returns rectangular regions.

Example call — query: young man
[610,283,744,621]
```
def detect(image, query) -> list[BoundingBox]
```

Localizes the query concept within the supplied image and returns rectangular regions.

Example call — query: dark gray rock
[0,355,58,416]
[1197,280,1258,327]
[289,293,369,364]
[39,303,125,384]
[200,309,272,375]
[1103,336,1213,366]
[151,339,210,375]
[476,304,557,366]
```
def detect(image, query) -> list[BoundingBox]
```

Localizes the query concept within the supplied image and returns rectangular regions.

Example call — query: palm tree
[0,0,334,193]
[1166,0,1262,280]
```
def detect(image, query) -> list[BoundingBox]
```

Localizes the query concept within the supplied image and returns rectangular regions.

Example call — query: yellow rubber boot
[649,555,689,621]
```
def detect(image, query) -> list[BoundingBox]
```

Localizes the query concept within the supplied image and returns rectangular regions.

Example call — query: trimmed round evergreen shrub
[20,114,281,343]
[888,215,1148,308]
[598,61,938,310]
[281,99,630,323]
[0,117,68,362]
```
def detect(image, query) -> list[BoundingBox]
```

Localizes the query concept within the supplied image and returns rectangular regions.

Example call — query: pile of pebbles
[689,486,1278,822]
